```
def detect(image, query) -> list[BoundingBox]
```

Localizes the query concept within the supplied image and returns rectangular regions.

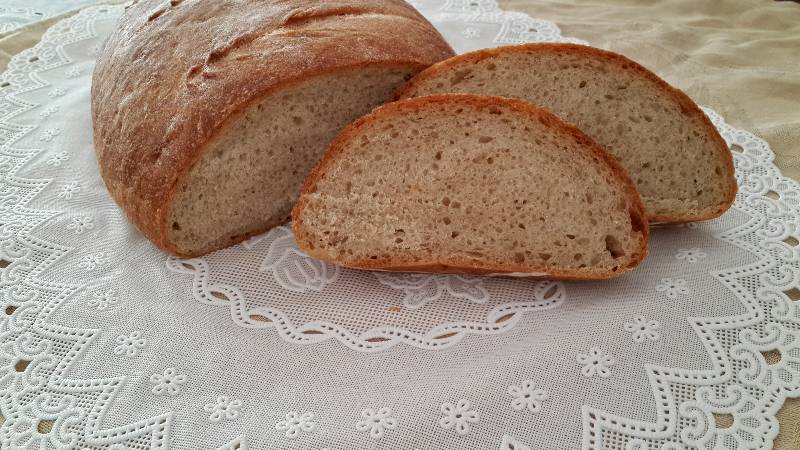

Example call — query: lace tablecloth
[0,1,101,35]
[0,1,798,449]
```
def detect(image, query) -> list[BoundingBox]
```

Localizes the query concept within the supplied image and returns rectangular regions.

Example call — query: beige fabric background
[499,0,800,181]
[1,0,797,447]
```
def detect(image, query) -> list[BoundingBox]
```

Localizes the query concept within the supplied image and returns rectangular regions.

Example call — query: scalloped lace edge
[0,5,172,448]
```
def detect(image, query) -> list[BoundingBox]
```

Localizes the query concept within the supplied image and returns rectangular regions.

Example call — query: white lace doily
[0,1,100,34]
[0,1,797,449]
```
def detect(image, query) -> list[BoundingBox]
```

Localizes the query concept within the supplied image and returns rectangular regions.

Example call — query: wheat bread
[91,0,454,256]
[292,95,649,279]
[397,43,737,223]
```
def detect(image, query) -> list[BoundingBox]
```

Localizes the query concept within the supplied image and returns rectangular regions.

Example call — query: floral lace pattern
[439,399,480,435]
[113,331,147,357]
[679,386,778,450]
[87,289,118,310]
[577,348,616,378]
[374,272,489,309]
[582,109,800,448]
[1,393,84,448]
[655,278,691,300]
[166,239,565,351]
[275,411,316,438]
[624,317,661,343]
[0,2,96,33]
[0,6,171,449]
[355,407,398,439]
[508,380,548,413]
[245,227,340,292]
[205,396,242,423]
[150,368,187,397]
[0,1,795,449]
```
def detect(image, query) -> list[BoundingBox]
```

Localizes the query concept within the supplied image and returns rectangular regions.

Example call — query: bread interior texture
[296,99,646,275]
[402,49,733,220]
[167,66,413,255]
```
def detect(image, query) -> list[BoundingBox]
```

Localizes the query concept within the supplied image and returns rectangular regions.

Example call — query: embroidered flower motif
[624,316,661,343]
[67,216,94,234]
[577,347,615,378]
[675,248,707,263]
[731,324,800,395]
[355,407,397,439]
[113,331,146,357]
[462,27,481,38]
[205,396,242,422]
[508,380,548,413]
[57,182,79,199]
[375,272,488,309]
[47,87,66,98]
[3,393,84,449]
[64,66,82,78]
[655,278,690,299]
[258,227,339,292]
[150,368,187,396]
[78,252,105,270]
[439,399,479,435]
[39,104,60,118]
[276,411,316,438]
[88,289,118,310]
[46,151,69,166]
[39,127,61,142]
[679,385,777,450]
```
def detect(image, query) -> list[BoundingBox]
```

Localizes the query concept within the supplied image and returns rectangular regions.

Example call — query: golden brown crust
[396,43,737,223]
[91,0,454,256]
[292,94,650,280]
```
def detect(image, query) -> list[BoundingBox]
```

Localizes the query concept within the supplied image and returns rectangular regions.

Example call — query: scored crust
[292,94,650,280]
[91,0,454,256]
[396,43,738,223]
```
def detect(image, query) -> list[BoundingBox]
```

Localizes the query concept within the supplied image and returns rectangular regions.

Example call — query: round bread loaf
[91,0,454,257]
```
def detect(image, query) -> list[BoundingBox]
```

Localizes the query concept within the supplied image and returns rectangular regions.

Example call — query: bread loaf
[91,0,454,256]
[292,95,649,279]
[397,43,737,223]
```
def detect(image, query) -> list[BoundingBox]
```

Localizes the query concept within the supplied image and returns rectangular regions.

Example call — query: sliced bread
[397,43,737,223]
[292,95,649,279]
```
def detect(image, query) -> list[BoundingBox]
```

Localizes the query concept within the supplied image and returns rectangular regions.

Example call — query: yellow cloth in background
[1,0,798,447]
[500,0,800,181]
[0,16,66,70]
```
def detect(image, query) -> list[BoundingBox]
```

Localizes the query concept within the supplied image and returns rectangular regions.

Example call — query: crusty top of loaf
[91,0,454,252]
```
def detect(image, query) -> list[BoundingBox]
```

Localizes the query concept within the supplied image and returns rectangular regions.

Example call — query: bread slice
[292,95,649,279]
[396,43,737,223]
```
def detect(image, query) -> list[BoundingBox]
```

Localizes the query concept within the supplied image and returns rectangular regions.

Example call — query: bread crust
[396,43,737,223]
[292,94,650,280]
[91,0,454,256]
